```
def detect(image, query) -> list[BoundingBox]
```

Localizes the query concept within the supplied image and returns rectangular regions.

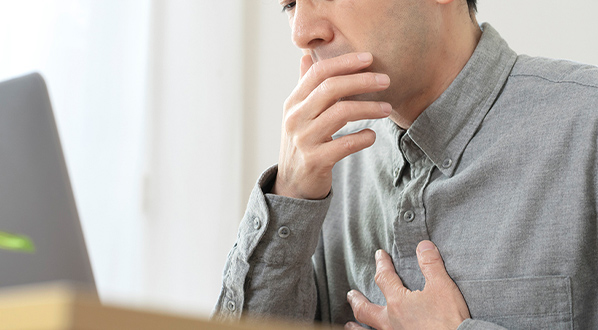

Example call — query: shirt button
[404,210,415,222]
[278,226,291,238]
[227,300,236,311]
[253,218,261,230]
[442,158,453,169]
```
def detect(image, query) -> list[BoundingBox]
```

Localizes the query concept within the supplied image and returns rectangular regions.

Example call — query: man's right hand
[271,52,392,200]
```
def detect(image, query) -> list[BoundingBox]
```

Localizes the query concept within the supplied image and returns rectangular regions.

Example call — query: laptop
[0,73,96,292]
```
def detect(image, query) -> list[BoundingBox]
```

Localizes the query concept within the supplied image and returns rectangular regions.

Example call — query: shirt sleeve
[213,165,332,322]
[457,319,508,330]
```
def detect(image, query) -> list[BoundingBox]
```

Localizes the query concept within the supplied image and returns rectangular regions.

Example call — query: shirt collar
[403,23,518,177]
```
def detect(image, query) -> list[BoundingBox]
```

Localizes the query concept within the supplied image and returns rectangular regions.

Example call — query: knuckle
[283,110,300,132]
[340,131,375,154]
[341,137,357,153]
[386,294,402,310]
[419,260,444,279]
[374,268,388,285]
[283,96,294,111]
[359,74,374,88]
[352,301,366,323]
[311,61,327,81]
[294,133,310,149]
[318,78,336,95]
[420,252,442,265]
[327,102,348,122]
[339,56,353,70]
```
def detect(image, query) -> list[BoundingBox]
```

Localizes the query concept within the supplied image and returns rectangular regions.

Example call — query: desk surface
[0,282,340,330]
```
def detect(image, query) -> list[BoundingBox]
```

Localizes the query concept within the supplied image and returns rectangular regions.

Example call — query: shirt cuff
[239,165,332,265]
[215,165,331,319]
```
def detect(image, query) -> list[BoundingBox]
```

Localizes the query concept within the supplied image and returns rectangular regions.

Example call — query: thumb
[416,240,451,287]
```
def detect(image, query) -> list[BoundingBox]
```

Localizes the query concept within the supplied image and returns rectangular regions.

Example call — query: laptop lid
[0,73,96,291]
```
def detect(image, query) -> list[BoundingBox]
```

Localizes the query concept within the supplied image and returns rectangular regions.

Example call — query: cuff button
[227,301,236,311]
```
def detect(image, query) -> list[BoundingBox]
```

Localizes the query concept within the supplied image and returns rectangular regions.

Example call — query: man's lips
[309,51,380,77]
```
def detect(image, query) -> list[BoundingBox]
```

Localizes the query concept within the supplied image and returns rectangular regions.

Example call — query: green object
[0,231,35,253]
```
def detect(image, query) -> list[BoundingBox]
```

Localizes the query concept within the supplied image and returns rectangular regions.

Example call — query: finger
[374,249,409,300]
[316,129,377,166]
[307,101,392,140]
[416,240,451,288]
[300,54,313,80]
[347,290,386,330]
[292,52,374,103]
[344,322,368,330]
[304,72,390,119]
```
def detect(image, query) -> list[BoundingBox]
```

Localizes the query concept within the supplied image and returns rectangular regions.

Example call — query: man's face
[282,0,441,106]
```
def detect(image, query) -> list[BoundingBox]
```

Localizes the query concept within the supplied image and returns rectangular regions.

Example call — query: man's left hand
[346,240,470,330]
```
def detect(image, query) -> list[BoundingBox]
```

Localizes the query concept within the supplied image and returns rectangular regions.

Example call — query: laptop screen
[0,73,96,291]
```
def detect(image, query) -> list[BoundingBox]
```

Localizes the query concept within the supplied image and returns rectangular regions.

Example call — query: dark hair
[467,0,477,13]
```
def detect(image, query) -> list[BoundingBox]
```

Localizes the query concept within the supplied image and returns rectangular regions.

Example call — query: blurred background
[0,0,596,318]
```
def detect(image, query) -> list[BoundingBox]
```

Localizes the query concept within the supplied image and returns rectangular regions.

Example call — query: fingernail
[357,52,372,63]
[375,74,390,86]
[346,290,354,302]
[346,322,358,329]
[418,240,435,252]
[375,249,383,259]
[380,103,392,115]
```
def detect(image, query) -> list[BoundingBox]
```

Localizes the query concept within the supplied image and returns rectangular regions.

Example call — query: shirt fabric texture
[214,23,598,329]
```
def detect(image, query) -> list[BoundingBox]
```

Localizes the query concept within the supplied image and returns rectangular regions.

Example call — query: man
[215,0,598,328]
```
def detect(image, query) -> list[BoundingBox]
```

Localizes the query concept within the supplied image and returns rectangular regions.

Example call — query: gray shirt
[215,24,598,329]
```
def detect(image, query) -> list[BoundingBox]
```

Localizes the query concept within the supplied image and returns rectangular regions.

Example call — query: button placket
[394,142,433,277]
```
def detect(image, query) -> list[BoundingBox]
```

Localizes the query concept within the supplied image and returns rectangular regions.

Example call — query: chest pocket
[455,276,572,329]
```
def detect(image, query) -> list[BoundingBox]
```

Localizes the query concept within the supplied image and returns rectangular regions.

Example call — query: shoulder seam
[510,73,598,90]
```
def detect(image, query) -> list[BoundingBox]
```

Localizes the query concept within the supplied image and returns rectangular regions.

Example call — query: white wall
[0,0,596,319]
[141,0,245,316]
[477,1,598,65]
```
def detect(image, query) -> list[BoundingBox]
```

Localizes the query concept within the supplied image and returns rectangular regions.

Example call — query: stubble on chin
[339,90,385,103]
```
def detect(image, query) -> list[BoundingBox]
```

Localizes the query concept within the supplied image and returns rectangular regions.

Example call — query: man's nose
[291,2,334,50]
